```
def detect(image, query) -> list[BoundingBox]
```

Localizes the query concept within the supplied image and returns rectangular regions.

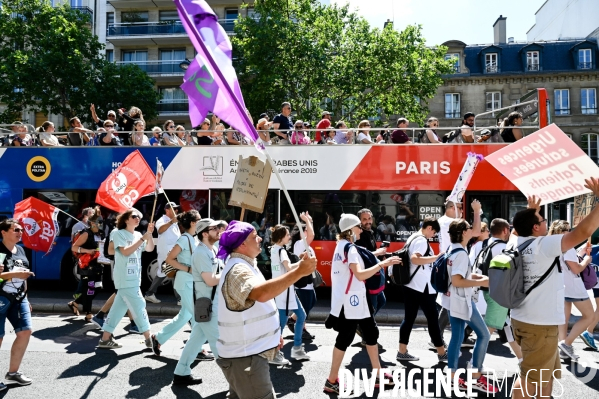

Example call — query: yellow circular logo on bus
[27,156,51,182]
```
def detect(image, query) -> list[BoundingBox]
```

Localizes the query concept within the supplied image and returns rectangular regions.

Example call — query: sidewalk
[27,290,591,329]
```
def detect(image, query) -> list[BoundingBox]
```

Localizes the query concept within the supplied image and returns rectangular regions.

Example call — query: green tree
[233,0,454,126]
[0,0,159,126]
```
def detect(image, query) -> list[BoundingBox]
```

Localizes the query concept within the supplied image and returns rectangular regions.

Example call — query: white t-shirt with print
[562,248,589,300]
[511,235,565,326]
[271,244,298,309]
[293,240,315,291]
[405,233,436,294]
[443,243,471,313]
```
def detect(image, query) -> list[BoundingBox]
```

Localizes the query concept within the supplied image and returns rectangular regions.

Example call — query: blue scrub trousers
[103,287,150,334]
[155,286,195,344]
[174,307,219,376]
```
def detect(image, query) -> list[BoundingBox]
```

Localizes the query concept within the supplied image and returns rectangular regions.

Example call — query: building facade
[427,16,599,163]
[527,0,599,42]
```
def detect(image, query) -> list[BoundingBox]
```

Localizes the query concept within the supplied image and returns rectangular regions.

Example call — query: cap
[322,111,332,117]
[195,218,219,234]
[107,110,116,116]
[259,113,268,119]
[303,122,311,128]
[216,220,228,227]
[339,213,361,232]
[165,202,180,209]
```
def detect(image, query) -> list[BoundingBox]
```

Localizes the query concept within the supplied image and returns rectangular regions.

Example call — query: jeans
[369,291,386,316]
[0,296,32,337]
[278,295,306,347]
[439,306,473,341]
[447,301,490,372]
[296,288,316,318]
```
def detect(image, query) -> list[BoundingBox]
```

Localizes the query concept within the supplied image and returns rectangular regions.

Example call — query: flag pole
[55,207,80,222]
[174,0,308,251]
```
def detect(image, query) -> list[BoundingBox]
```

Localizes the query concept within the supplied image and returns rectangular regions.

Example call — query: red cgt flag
[13,197,60,255]
[96,150,155,213]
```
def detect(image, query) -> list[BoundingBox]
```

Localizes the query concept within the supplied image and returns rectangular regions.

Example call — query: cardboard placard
[228,155,272,213]
[485,124,599,205]
[573,193,599,227]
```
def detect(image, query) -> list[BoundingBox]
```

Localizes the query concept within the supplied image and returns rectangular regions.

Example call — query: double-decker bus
[1,90,566,288]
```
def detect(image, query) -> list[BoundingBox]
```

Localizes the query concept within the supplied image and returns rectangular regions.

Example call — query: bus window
[508,194,528,223]
[465,194,502,226]
[371,192,445,242]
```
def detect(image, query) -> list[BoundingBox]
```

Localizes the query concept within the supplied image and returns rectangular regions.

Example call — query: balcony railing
[116,61,184,75]
[579,62,593,69]
[71,6,93,21]
[485,63,498,73]
[582,107,598,115]
[527,63,539,71]
[157,100,189,114]
[555,108,570,116]
[107,19,236,37]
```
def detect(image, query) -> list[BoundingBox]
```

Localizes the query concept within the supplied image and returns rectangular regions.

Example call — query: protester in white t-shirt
[145,202,180,304]
[547,220,595,356]
[290,212,317,340]
[446,219,497,394]
[397,218,445,362]
[510,188,599,399]
[270,224,310,364]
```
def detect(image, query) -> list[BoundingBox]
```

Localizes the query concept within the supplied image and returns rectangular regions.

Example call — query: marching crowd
[1,101,527,148]
[1,180,599,397]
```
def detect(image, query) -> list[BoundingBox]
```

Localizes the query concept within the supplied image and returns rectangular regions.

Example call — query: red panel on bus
[340,144,519,192]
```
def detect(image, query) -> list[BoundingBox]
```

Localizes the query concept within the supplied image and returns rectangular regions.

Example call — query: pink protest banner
[485,124,599,205]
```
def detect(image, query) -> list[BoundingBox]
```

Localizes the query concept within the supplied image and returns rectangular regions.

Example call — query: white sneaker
[268,351,290,366]
[291,344,310,361]
[144,294,161,304]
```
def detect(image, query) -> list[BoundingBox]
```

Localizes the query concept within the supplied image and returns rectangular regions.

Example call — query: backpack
[417,130,431,143]
[580,263,598,290]
[488,239,560,309]
[430,247,467,294]
[388,234,429,286]
[278,247,310,288]
[442,129,461,143]
[474,239,506,277]
[103,230,115,261]
[342,243,384,292]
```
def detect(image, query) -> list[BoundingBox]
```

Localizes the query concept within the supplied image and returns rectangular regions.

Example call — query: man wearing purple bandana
[215,221,316,399]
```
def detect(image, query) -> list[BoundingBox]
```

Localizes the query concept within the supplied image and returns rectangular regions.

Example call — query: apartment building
[427,16,599,162]
[103,0,251,127]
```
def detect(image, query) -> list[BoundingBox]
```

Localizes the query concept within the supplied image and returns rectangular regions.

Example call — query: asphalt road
[0,314,598,399]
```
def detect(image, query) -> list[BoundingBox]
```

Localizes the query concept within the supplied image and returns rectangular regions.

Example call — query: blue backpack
[430,247,467,294]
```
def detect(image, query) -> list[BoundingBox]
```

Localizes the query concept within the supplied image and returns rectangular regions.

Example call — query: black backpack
[389,234,430,286]
[442,129,461,143]
[474,239,506,277]
[278,247,311,288]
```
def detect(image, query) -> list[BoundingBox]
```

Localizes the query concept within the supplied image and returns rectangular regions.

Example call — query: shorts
[592,288,599,298]
[0,296,32,337]
[483,291,509,330]
[565,297,587,302]
[511,319,561,384]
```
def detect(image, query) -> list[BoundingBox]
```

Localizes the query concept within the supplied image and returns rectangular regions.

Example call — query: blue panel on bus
[32,238,70,280]
[0,147,181,193]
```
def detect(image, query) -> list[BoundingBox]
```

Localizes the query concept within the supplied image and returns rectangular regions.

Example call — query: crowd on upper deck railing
[1,102,527,147]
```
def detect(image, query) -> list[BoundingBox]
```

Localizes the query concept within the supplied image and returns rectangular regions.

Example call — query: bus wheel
[145,259,172,288]
[59,250,80,290]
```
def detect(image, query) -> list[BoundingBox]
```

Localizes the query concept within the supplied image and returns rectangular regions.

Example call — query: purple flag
[175,0,263,150]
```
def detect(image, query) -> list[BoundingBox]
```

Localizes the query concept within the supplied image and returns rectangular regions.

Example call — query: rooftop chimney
[493,15,507,44]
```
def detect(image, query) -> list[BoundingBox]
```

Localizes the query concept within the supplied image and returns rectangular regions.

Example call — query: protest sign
[229,155,272,217]
[485,124,599,205]
[573,193,599,227]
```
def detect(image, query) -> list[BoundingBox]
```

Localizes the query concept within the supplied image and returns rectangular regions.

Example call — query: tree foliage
[233,0,454,125]
[0,0,159,125]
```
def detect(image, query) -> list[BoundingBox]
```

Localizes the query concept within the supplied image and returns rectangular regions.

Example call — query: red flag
[13,197,60,254]
[95,150,155,213]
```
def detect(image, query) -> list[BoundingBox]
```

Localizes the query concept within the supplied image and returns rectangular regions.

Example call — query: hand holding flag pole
[175,0,308,251]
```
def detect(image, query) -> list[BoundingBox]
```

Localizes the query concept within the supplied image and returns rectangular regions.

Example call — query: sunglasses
[537,218,547,224]
[208,226,219,231]
[104,125,114,128]
[131,214,141,220]
[168,125,175,129]
[12,228,23,233]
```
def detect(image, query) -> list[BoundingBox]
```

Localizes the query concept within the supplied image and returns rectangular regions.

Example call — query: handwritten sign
[229,155,272,213]
[573,193,599,227]
[485,124,599,205]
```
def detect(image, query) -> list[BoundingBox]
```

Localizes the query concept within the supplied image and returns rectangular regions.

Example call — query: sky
[330,0,547,46]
